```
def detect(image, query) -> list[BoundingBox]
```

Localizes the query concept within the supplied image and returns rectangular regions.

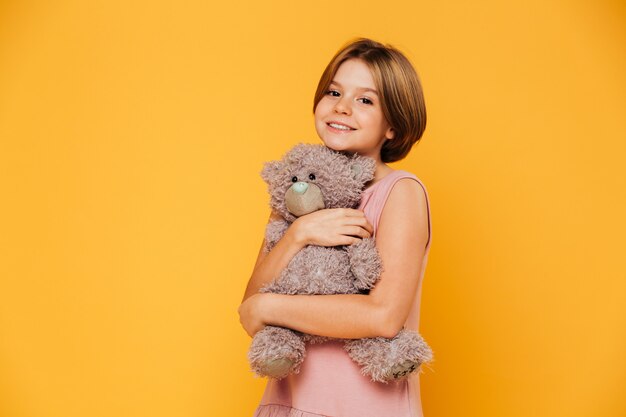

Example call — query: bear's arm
[241,212,302,303]
[263,218,291,253]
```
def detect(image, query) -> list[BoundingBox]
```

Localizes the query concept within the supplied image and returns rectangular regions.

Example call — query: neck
[366,160,393,187]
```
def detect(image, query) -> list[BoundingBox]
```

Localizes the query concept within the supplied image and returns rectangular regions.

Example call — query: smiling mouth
[327,122,356,131]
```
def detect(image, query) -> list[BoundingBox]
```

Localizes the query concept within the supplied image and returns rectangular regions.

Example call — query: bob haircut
[313,38,427,163]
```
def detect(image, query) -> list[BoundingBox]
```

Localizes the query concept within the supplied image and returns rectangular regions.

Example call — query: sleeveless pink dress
[253,170,433,417]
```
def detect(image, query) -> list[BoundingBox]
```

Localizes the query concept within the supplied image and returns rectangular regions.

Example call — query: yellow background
[1,1,625,416]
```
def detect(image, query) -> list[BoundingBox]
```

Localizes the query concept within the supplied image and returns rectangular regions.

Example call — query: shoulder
[386,176,428,218]
[269,210,283,222]
[384,170,428,207]
[378,173,430,246]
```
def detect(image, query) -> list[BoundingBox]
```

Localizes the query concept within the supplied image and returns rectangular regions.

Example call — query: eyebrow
[330,80,379,95]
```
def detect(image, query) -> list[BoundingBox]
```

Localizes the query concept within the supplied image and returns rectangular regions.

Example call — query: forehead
[331,59,377,92]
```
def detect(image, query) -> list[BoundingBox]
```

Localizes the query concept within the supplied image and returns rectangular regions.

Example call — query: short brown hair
[313,38,427,163]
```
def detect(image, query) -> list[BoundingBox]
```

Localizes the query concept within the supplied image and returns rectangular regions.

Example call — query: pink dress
[253,170,433,417]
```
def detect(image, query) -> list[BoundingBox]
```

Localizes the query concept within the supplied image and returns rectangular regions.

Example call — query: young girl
[239,37,432,417]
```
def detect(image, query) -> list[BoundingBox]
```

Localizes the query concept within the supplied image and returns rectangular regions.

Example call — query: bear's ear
[261,160,285,184]
[350,156,376,184]
[351,163,363,179]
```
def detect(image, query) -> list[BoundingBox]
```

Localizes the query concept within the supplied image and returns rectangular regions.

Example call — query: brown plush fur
[247,143,433,383]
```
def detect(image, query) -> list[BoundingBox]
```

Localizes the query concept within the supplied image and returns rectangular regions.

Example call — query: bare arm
[239,179,429,339]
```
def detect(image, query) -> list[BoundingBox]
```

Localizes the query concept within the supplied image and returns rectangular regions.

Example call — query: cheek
[315,97,333,116]
[314,105,330,128]
[361,111,385,130]
[313,107,322,121]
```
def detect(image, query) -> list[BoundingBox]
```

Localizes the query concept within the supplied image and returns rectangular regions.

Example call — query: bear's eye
[308,173,316,181]
[291,176,298,183]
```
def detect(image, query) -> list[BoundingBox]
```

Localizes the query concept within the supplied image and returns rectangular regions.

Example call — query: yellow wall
[1,1,624,416]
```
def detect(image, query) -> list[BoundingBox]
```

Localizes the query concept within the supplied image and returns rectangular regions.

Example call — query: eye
[291,176,298,183]
[325,89,340,97]
[359,97,374,105]
[308,173,316,180]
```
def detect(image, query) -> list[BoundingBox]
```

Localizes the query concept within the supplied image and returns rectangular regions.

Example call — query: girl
[239,37,432,417]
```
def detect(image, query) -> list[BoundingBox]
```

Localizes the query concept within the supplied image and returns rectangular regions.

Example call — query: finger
[353,216,374,234]
[337,235,363,246]
[340,208,366,217]
[340,225,371,239]
[340,215,373,235]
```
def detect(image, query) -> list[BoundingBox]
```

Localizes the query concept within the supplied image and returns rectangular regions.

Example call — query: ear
[261,160,284,184]
[385,127,395,140]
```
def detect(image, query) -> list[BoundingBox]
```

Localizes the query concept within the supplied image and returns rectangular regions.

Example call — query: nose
[333,96,351,115]
[291,181,309,194]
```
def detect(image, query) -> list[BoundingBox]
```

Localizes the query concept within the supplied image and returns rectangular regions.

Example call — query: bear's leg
[248,325,306,379]
[344,330,433,383]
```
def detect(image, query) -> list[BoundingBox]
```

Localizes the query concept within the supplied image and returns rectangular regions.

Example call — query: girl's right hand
[288,208,373,247]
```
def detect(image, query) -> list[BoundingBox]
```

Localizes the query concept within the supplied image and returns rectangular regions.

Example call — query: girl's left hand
[238,293,268,337]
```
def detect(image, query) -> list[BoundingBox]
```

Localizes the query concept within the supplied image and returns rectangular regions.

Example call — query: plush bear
[248,143,433,383]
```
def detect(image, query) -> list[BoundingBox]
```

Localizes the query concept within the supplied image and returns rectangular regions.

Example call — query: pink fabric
[254,170,432,417]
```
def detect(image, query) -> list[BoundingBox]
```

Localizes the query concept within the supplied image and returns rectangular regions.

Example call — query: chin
[325,146,357,157]
[321,140,349,153]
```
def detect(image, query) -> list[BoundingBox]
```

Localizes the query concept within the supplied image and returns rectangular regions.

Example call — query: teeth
[329,123,352,130]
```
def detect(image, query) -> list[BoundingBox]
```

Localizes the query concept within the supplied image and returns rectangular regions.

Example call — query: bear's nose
[291,181,309,194]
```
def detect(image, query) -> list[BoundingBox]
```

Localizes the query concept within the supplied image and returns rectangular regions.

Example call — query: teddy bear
[247,143,433,383]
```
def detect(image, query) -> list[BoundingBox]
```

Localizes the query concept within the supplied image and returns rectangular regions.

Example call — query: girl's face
[314,58,394,161]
